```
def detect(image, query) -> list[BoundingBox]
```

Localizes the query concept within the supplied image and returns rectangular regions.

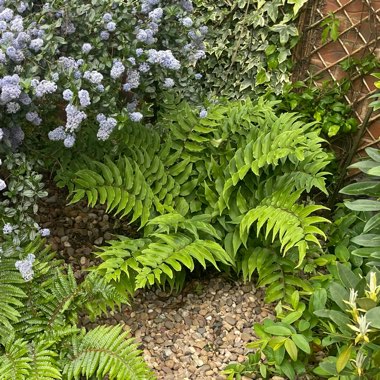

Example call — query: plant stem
[327,104,374,210]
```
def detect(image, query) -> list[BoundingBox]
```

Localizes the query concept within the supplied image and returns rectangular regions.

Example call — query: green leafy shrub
[277,81,359,137]
[0,153,48,248]
[193,0,307,98]
[59,98,331,298]
[340,147,380,267]
[0,237,154,380]
[0,156,153,380]
[225,148,380,380]
[224,264,380,379]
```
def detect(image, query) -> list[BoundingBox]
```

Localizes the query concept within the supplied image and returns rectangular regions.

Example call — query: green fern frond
[63,325,154,380]
[80,272,130,321]
[0,259,26,329]
[28,340,61,380]
[238,247,314,303]
[0,238,59,332]
[95,215,233,291]
[240,189,329,266]
[0,337,32,380]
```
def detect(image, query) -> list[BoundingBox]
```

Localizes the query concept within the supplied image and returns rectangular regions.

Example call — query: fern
[0,258,26,330]
[0,337,32,380]
[0,326,153,380]
[60,97,331,297]
[63,325,154,380]
[240,188,329,266]
[238,247,314,303]
[95,213,233,291]
[28,341,61,380]
[0,238,152,380]
[67,145,196,226]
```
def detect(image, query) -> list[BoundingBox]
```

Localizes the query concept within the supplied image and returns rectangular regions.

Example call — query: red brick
[368,120,380,140]
[323,0,340,14]
[318,42,348,63]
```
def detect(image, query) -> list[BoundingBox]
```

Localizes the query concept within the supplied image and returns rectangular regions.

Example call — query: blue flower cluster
[111,61,125,79]
[15,253,35,281]
[0,0,207,148]
[0,158,4,191]
[147,49,181,70]
[96,113,117,141]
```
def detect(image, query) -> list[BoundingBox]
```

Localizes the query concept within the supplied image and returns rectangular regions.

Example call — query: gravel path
[37,185,275,379]
[91,277,273,380]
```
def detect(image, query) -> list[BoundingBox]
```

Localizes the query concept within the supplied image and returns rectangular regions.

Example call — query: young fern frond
[240,189,329,266]
[63,325,154,380]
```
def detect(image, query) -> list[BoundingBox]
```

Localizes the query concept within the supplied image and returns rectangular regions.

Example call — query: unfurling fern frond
[240,189,329,266]
[63,325,154,380]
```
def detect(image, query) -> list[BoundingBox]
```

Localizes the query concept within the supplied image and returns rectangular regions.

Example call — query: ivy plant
[193,0,307,98]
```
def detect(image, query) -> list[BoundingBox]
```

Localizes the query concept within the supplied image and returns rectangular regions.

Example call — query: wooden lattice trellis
[293,0,380,160]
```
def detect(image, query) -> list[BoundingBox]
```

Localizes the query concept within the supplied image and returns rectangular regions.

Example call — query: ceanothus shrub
[0,0,206,152]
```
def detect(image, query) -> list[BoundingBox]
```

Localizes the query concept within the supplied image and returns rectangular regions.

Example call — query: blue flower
[83,70,103,84]
[129,112,143,122]
[82,43,92,54]
[3,223,13,234]
[181,17,193,28]
[15,254,35,282]
[100,30,110,40]
[97,116,117,141]
[40,228,50,237]
[103,13,113,22]
[48,126,66,141]
[64,134,76,148]
[63,89,73,101]
[199,108,207,118]
[149,8,163,22]
[106,21,116,32]
[110,61,125,79]
[163,78,174,88]
[136,29,148,42]
[139,62,150,73]
[180,0,193,12]
[26,111,42,125]
[6,102,20,114]
[78,89,91,107]
[33,80,57,97]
